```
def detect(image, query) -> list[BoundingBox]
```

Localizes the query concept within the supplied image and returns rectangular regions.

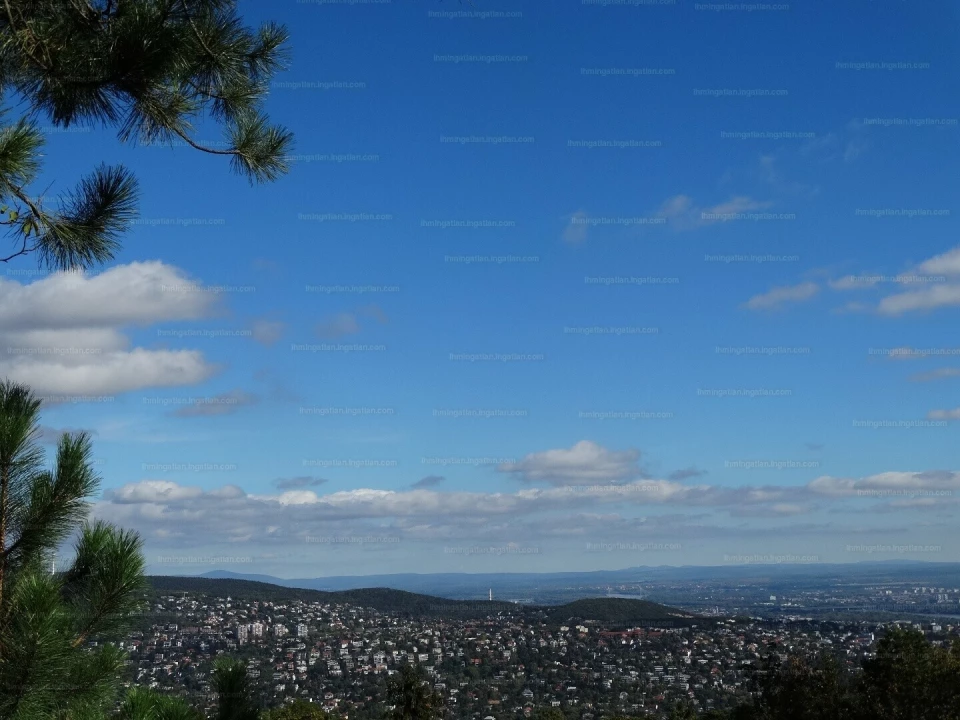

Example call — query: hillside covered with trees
[147,575,701,625]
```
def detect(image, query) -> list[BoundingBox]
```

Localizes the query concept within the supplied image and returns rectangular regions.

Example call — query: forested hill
[544,597,698,625]
[146,575,704,625]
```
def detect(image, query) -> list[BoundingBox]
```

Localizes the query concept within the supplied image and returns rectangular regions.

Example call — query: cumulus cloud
[0,261,215,329]
[742,282,819,311]
[91,461,960,553]
[94,476,697,547]
[498,440,642,485]
[0,262,219,397]
[104,479,207,504]
[5,348,214,398]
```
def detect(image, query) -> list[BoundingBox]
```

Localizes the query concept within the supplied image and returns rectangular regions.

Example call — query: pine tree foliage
[0,380,148,719]
[261,699,331,720]
[117,687,204,720]
[716,628,960,720]
[212,656,261,720]
[0,0,293,270]
[386,664,443,720]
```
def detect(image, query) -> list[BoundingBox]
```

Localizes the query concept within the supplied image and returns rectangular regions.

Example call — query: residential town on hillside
[116,590,959,719]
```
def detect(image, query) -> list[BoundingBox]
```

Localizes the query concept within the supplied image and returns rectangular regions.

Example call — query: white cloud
[105,480,206,504]
[847,246,960,315]
[92,476,697,547]
[916,246,960,276]
[0,261,214,330]
[742,282,819,311]
[277,490,324,506]
[814,246,960,314]
[877,284,960,315]
[808,470,960,497]
[498,440,642,485]
[91,463,960,553]
[0,262,220,397]
[4,348,213,397]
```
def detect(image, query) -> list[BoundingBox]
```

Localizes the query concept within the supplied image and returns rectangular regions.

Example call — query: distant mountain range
[146,575,703,626]
[179,561,960,602]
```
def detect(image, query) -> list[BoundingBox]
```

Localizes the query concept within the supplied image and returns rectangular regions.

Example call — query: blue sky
[4,0,960,577]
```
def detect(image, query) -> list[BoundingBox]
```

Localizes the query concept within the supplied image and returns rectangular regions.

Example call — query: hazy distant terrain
[147,575,703,625]
[152,563,960,623]
[189,561,960,601]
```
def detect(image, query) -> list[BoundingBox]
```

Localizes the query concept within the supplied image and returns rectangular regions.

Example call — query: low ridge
[146,575,704,625]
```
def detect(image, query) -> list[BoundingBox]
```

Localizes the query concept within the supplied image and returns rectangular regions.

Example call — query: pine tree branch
[1,232,48,264]
[181,0,222,64]
[1,0,54,73]
[0,0,292,267]
[171,126,235,156]
[2,184,44,221]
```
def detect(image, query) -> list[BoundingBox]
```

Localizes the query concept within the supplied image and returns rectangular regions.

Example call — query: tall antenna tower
[489,589,492,601]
